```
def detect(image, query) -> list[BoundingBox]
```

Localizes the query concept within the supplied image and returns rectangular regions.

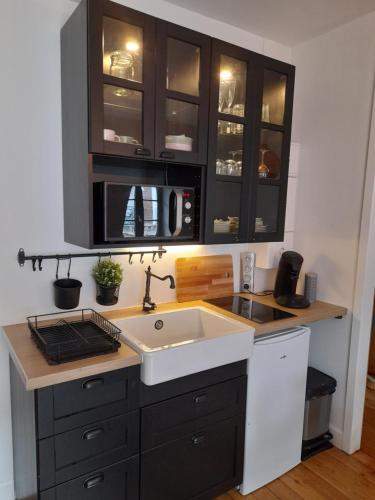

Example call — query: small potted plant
[93,259,123,306]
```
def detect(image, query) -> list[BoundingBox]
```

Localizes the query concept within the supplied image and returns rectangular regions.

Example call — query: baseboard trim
[330,425,344,449]
[0,481,14,500]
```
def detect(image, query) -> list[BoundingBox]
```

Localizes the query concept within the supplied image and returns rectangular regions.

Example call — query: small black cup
[54,278,82,310]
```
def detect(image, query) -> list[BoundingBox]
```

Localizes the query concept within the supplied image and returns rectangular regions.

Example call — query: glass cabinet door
[88,3,155,157]
[251,59,295,242]
[155,22,210,164]
[205,41,255,243]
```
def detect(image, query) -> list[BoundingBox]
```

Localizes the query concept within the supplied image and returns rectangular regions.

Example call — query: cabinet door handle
[192,434,206,446]
[83,473,104,489]
[135,147,151,156]
[82,427,104,441]
[193,393,208,405]
[160,151,175,159]
[82,377,104,390]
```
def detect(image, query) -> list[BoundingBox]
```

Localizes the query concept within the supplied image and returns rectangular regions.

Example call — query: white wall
[291,12,375,447]
[0,1,292,497]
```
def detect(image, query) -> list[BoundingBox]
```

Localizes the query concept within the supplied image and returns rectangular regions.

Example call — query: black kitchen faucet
[142,266,175,312]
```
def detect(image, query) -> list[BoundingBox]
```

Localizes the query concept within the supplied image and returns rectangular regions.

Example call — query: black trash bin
[302,367,337,460]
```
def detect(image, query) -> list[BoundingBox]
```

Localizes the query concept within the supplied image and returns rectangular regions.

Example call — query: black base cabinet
[141,415,245,500]
[10,359,247,500]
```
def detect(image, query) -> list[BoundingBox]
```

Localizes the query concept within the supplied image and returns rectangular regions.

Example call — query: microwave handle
[169,190,183,237]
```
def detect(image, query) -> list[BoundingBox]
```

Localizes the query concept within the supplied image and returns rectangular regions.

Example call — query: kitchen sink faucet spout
[143,266,175,312]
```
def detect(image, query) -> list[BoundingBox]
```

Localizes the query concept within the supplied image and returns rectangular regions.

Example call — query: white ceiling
[165,0,375,46]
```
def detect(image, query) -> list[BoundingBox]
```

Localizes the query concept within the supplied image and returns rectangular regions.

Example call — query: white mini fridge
[240,326,310,495]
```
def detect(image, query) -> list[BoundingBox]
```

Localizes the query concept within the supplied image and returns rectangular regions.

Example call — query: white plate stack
[165,134,193,151]
[255,217,268,232]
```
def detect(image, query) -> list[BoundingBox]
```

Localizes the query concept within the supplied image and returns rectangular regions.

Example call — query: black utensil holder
[54,278,82,309]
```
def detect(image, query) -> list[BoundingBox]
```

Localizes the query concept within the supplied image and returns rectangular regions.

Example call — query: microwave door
[168,189,183,237]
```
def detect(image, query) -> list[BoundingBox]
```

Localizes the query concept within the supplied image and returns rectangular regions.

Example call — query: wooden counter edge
[1,325,141,391]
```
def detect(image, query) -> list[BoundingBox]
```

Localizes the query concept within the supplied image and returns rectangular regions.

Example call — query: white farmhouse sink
[115,306,254,385]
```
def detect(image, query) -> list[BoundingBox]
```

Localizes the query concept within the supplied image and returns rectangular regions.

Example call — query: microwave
[94,182,196,242]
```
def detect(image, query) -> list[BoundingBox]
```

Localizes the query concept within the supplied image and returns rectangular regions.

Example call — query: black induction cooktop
[204,296,296,324]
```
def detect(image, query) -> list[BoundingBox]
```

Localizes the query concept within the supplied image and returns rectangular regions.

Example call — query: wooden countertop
[105,294,346,338]
[1,322,141,391]
[2,295,346,391]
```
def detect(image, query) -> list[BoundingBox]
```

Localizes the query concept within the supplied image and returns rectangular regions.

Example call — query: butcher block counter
[2,294,346,391]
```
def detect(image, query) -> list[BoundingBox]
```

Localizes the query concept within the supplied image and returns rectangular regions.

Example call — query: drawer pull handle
[194,394,207,404]
[160,151,175,159]
[82,377,104,390]
[192,434,206,446]
[135,147,151,156]
[83,473,104,489]
[82,427,104,441]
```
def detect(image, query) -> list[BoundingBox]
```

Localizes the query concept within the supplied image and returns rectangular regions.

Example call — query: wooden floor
[217,388,375,500]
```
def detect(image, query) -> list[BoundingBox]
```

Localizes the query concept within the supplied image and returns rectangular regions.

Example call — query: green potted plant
[93,259,123,306]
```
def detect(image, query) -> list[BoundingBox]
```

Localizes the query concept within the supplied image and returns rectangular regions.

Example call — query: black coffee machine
[274,251,310,308]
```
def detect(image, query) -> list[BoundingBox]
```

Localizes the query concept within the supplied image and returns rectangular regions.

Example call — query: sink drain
[154,320,164,330]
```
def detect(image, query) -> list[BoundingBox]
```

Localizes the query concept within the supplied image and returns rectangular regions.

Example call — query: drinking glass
[216,159,226,175]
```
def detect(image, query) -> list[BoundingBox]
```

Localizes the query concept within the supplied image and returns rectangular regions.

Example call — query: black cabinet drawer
[40,456,139,500]
[39,410,139,489]
[141,375,246,450]
[53,367,139,418]
[37,366,140,438]
[141,415,245,500]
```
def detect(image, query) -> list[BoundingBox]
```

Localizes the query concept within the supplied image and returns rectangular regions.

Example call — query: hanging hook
[140,253,144,264]
[38,256,43,271]
[152,252,157,263]
[67,255,72,278]
[32,257,37,272]
[98,254,102,263]
[129,254,133,265]
[109,251,112,260]
[56,258,60,280]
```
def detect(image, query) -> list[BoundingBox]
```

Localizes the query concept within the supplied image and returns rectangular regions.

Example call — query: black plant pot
[96,284,119,306]
[54,278,82,310]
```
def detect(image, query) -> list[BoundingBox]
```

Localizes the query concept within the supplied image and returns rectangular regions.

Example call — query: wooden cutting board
[175,255,234,302]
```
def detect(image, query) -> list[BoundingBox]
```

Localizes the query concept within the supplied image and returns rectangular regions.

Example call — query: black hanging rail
[17,247,167,272]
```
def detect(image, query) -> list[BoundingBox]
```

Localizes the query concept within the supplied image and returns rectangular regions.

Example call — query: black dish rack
[27,309,121,365]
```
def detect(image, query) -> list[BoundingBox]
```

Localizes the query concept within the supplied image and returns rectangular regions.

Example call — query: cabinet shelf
[215,174,242,183]
[260,121,284,132]
[217,112,246,125]
[257,178,281,186]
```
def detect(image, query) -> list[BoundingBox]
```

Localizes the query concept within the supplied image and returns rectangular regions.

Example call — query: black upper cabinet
[61,0,295,248]
[155,22,210,165]
[205,40,257,244]
[87,0,209,165]
[249,56,295,242]
[88,0,156,159]
[205,40,295,244]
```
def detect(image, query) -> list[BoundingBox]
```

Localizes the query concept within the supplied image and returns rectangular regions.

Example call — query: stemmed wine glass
[218,84,226,113]
[226,80,236,114]
[229,150,243,176]
[258,145,270,178]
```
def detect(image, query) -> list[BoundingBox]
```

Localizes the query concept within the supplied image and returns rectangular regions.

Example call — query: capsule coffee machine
[274,251,310,308]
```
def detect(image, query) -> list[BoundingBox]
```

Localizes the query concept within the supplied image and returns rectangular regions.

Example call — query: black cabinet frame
[88,0,156,159]
[205,40,258,244]
[249,56,295,242]
[155,21,211,165]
